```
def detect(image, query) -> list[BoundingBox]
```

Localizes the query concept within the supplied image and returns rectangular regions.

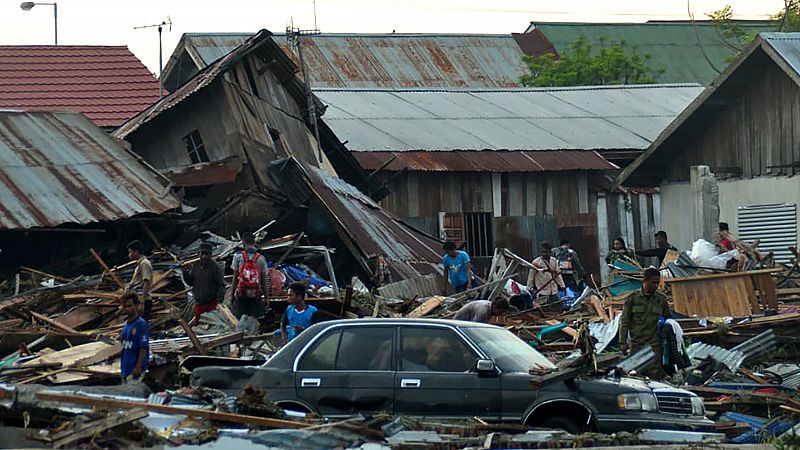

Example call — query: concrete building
[615,33,800,262]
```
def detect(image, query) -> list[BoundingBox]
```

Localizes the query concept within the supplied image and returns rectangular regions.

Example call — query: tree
[520,36,665,87]
[710,1,800,53]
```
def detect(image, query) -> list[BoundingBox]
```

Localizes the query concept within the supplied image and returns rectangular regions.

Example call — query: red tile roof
[0,46,161,127]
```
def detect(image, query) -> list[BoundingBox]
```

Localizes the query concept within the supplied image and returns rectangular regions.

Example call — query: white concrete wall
[660,176,800,251]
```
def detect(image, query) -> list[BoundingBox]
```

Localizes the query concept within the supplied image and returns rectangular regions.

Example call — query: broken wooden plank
[407,296,446,318]
[27,309,80,335]
[590,295,610,322]
[529,366,581,388]
[544,319,578,338]
[37,392,310,429]
[90,248,125,289]
[51,408,149,448]
[179,318,208,355]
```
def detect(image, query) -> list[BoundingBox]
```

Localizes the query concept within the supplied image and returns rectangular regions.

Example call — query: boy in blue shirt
[120,293,149,383]
[442,241,473,294]
[280,282,318,345]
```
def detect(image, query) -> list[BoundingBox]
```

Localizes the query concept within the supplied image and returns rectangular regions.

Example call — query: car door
[394,325,501,419]
[295,325,395,416]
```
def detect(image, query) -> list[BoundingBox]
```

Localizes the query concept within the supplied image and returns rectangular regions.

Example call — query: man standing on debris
[120,293,149,383]
[527,241,565,304]
[280,282,318,344]
[453,298,511,323]
[636,230,678,267]
[619,267,671,380]
[185,243,226,326]
[125,240,153,321]
[231,232,269,320]
[442,241,473,294]
[552,240,586,292]
[371,254,392,291]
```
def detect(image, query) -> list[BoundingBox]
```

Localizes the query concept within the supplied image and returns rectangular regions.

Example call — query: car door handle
[400,378,420,388]
[301,377,321,387]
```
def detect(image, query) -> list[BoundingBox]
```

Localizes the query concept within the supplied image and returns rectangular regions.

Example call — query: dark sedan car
[191,319,713,433]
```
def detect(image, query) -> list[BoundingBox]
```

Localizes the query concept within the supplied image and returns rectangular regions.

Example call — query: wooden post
[90,248,125,289]
[140,222,163,249]
[340,285,353,318]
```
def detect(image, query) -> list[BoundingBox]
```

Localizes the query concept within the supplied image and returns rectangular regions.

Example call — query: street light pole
[20,2,58,45]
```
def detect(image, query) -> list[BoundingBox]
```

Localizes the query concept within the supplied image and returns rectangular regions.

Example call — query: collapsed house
[0,110,181,278]
[114,30,441,281]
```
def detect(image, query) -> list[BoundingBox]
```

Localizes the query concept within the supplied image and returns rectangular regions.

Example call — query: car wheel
[537,416,583,434]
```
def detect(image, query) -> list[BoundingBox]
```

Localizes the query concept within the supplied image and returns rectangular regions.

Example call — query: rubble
[3,239,800,449]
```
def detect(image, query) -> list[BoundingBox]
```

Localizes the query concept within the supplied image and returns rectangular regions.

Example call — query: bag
[269,268,285,294]
[237,251,262,296]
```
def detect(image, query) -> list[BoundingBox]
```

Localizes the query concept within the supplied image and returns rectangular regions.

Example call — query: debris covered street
[2,8,800,450]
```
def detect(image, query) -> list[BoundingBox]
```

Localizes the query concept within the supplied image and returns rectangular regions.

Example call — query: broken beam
[51,409,149,449]
[90,248,125,289]
[36,392,310,429]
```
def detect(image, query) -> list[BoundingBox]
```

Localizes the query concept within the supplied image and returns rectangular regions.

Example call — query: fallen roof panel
[0,110,180,230]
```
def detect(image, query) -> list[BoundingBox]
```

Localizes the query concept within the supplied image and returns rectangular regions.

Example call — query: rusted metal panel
[352,151,616,172]
[0,111,179,230]
[272,158,442,280]
[164,33,531,90]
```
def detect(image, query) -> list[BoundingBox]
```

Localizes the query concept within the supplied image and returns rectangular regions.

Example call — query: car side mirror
[476,359,496,373]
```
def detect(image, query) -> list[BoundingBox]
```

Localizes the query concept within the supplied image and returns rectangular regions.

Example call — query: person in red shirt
[719,222,736,251]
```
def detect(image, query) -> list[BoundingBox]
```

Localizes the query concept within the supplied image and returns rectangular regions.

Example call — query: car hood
[580,376,696,396]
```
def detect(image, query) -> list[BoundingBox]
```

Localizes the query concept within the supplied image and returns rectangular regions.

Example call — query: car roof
[313,318,498,329]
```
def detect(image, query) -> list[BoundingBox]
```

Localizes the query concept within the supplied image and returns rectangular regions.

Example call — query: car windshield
[462,326,556,373]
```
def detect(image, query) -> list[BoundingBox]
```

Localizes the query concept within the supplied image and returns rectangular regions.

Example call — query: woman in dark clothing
[606,237,637,265]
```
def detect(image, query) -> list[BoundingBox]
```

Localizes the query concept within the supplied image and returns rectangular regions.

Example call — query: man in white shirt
[527,241,566,304]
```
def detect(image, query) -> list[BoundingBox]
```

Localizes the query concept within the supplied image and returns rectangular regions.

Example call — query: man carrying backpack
[231,232,269,320]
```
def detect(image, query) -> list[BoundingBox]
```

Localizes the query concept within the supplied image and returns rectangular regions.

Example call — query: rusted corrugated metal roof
[163,32,531,91]
[352,150,615,172]
[271,157,442,279]
[316,85,703,155]
[0,110,180,230]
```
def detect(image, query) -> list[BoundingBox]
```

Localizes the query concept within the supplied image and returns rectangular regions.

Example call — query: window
[300,330,341,371]
[335,327,394,371]
[461,326,555,373]
[399,327,476,372]
[183,130,209,164]
[298,327,394,371]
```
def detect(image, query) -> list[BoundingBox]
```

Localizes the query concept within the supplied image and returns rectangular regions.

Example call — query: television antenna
[134,16,172,97]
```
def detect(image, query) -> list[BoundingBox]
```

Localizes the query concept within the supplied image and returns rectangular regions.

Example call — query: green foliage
[520,35,665,87]
[711,1,800,56]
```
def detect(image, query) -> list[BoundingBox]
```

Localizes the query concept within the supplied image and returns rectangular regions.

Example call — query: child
[120,293,149,383]
[280,282,318,345]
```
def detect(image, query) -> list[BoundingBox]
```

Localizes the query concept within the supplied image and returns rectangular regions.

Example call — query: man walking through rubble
[442,241,473,294]
[120,293,149,383]
[125,240,153,321]
[231,232,269,320]
[185,243,226,326]
[636,231,678,267]
[619,267,671,380]
[527,241,565,305]
[552,240,586,292]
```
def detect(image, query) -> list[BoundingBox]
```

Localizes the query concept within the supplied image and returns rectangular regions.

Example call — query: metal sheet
[164,33,530,90]
[762,33,800,79]
[0,110,179,230]
[315,85,703,153]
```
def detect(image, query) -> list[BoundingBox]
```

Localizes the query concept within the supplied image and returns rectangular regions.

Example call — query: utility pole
[134,17,172,98]
[287,25,322,164]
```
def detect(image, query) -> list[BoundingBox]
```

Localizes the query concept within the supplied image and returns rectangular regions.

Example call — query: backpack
[237,251,262,292]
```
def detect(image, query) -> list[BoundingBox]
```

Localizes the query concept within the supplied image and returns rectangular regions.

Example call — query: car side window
[335,327,394,371]
[399,327,476,372]
[299,330,341,370]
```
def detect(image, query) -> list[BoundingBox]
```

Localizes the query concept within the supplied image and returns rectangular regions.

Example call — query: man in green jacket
[619,267,671,380]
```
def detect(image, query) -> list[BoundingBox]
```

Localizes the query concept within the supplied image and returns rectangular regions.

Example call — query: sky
[1,0,786,75]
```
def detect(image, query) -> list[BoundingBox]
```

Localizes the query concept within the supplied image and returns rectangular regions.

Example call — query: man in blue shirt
[280,282,318,345]
[120,293,149,383]
[442,241,473,294]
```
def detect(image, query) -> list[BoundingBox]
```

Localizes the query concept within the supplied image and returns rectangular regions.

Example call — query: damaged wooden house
[114,30,442,280]
[0,110,181,280]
